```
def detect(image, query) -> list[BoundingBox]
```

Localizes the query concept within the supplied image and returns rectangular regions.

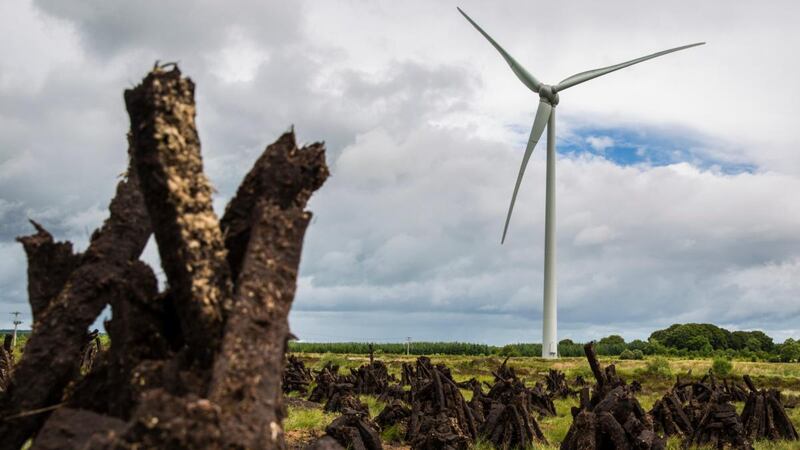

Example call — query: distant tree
[686,335,711,351]
[730,331,749,350]
[646,339,668,355]
[745,337,763,352]
[627,339,649,352]
[557,340,584,357]
[596,335,626,356]
[780,341,800,362]
[499,345,521,357]
[650,323,731,351]
[599,335,626,346]
[747,331,775,352]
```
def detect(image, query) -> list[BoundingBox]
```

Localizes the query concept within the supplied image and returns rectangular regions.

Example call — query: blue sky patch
[561,126,756,174]
[509,123,756,174]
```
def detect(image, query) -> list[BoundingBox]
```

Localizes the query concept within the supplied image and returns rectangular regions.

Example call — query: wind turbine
[457,7,704,358]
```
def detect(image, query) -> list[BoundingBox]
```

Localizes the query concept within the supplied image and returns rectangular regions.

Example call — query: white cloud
[206,27,270,84]
[585,135,615,152]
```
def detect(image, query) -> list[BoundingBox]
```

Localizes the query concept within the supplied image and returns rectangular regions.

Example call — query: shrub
[619,349,644,360]
[712,357,733,376]
[780,341,800,362]
[628,339,650,353]
[642,357,672,378]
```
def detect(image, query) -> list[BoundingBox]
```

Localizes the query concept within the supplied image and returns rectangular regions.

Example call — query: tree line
[288,323,800,362]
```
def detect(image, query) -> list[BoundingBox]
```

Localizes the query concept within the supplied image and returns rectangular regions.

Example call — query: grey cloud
[33,0,303,59]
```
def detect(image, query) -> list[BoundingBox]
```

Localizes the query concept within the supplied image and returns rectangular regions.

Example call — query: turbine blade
[555,42,705,92]
[502,100,552,244]
[457,7,542,93]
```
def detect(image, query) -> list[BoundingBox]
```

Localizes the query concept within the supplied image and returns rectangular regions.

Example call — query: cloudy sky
[2,0,800,345]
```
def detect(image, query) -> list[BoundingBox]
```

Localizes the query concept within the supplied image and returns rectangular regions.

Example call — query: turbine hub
[539,84,559,106]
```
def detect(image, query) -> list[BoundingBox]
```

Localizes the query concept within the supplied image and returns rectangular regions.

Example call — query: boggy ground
[285,353,800,450]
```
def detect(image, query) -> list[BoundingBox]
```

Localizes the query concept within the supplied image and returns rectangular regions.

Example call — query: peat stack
[405,357,478,450]
[375,399,411,428]
[723,378,749,402]
[691,370,748,404]
[675,370,723,405]
[463,358,548,449]
[668,370,733,428]
[455,378,481,391]
[377,383,407,403]
[325,410,383,450]
[309,362,344,403]
[0,65,328,450]
[305,361,362,412]
[350,360,394,396]
[324,383,369,415]
[685,391,753,449]
[583,343,626,407]
[529,382,557,417]
[560,343,664,450]
[545,369,573,399]
[283,355,313,394]
[650,389,695,438]
[488,358,555,417]
[740,375,798,442]
[401,362,415,386]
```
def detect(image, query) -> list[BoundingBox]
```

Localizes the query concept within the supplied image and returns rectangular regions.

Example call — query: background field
[285,353,800,450]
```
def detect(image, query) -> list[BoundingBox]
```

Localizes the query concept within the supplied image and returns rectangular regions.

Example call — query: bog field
[283,350,800,449]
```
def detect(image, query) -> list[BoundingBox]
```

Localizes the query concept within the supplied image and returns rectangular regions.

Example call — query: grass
[359,395,386,419]
[286,353,800,449]
[381,423,405,443]
[537,397,574,445]
[284,406,337,433]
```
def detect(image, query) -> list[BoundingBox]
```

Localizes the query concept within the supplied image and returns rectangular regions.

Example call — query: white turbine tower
[458,7,704,358]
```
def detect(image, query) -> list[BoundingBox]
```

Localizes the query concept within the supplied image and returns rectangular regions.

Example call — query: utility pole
[406,337,411,356]
[11,312,22,349]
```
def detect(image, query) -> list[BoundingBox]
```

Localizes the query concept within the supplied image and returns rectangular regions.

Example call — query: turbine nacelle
[539,85,559,106]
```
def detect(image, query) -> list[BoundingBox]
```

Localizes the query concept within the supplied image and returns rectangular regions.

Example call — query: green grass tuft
[381,423,405,443]
[284,406,337,432]
[359,395,386,419]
